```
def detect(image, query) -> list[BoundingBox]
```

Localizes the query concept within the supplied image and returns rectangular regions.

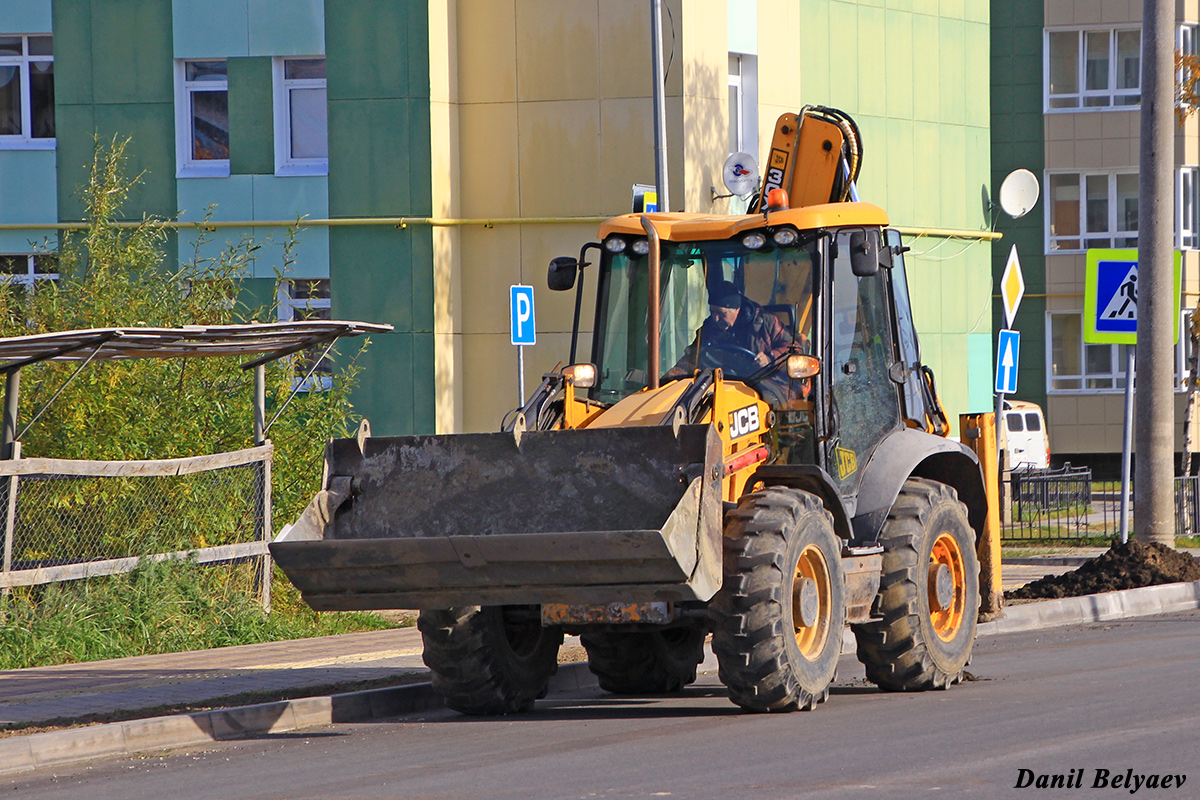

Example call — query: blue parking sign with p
[510,285,536,345]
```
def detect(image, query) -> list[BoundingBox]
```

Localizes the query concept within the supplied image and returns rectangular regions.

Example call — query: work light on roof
[631,239,651,255]
[604,237,627,254]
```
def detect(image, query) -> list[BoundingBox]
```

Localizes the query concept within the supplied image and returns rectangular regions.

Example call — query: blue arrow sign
[995,329,1020,394]
[510,285,536,346]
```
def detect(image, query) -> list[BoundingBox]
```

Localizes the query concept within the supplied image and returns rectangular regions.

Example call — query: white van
[1002,400,1050,470]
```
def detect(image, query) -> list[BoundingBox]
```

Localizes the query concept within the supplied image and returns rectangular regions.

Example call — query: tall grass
[0,560,395,671]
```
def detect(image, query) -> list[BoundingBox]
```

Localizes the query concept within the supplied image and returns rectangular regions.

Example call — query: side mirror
[547,256,578,291]
[849,230,880,277]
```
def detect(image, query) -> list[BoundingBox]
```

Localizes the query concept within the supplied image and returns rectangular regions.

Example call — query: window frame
[272,56,328,177]
[1044,26,1142,113]
[174,59,230,179]
[1046,309,1190,394]
[0,253,58,290]
[0,34,54,149]
[1045,169,1140,254]
[277,278,333,391]
[726,52,758,158]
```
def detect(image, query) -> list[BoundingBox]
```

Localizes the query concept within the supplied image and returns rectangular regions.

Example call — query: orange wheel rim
[792,544,832,658]
[928,532,966,641]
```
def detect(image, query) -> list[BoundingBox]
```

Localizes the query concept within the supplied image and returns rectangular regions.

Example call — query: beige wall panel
[599,98,656,213]
[461,331,576,432]
[599,0,653,98]
[663,0,684,97]
[666,94,687,211]
[515,0,599,102]
[1045,114,1075,143]
[1074,113,1102,141]
[459,103,521,218]
[1045,1,1072,25]
[1099,110,1133,140]
[683,93,726,212]
[518,222,602,333]
[1077,423,1108,451]
[756,1,801,111]
[1045,140,1075,167]
[1074,137,1103,168]
[680,0,727,213]
[457,0,517,103]
[460,225,522,336]
[462,332,520,432]
[429,1,458,105]
[1053,395,1080,426]
[1100,137,1134,166]
[436,331,464,433]
[517,100,602,217]
[1050,424,1080,455]
[1100,0,1130,24]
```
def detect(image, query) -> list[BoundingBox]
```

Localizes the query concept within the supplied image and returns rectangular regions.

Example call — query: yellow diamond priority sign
[1000,245,1025,329]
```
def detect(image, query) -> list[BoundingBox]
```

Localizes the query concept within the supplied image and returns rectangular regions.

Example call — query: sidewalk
[1,553,1198,777]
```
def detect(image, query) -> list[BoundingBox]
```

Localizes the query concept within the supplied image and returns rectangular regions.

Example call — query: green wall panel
[800,1,994,433]
[90,0,173,105]
[324,0,428,101]
[228,57,275,175]
[990,0,1047,413]
[249,0,325,56]
[55,0,176,223]
[173,0,249,58]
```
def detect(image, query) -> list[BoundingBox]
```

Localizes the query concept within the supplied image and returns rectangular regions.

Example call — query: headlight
[786,354,821,380]
[630,239,650,255]
[772,227,799,246]
[564,363,597,388]
[604,237,627,253]
[741,232,767,250]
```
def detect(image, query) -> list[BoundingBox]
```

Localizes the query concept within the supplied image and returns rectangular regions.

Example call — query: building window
[727,54,758,157]
[1180,167,1200,250]
[0,253,57,291]
[273,57,327,176]
[175,59,229,177]
[1046,171,1138,252]
[278,279,332,389]
[0,35,54,148]
[1045,28,1140,111]
[1048,311,1188,393]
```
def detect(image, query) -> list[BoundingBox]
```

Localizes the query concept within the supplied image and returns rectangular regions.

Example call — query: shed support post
[2,371,19,595]
[254,365,272,611]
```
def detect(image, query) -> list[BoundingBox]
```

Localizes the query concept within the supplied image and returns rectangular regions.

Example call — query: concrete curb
[3,580,1199,778]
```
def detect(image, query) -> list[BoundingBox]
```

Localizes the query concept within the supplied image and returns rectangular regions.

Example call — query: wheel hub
[795,577,820,628]
[929,562,954,611]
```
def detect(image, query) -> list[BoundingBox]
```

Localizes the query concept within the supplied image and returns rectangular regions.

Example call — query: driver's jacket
[674,299,795,374]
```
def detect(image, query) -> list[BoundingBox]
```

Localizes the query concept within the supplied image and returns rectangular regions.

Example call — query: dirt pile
[1006,541,1200,600]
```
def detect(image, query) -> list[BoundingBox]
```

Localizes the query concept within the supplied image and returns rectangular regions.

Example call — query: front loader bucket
[270,424,724,611]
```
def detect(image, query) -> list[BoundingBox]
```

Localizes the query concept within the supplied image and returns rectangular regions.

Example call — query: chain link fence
[0,445,272,605]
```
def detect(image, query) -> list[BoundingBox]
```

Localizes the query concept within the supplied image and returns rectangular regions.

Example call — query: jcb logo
[729,405,761,439]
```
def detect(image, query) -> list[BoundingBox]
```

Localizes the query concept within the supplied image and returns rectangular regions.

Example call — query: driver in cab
[665,281,792,380]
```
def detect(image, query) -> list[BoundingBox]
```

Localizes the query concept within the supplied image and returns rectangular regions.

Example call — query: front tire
[418,605,562,715]
[580,627,707,694]
[709,487,846,712]
[852,478,979,691]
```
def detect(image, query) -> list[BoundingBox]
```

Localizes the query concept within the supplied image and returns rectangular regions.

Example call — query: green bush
[0,137,393,666]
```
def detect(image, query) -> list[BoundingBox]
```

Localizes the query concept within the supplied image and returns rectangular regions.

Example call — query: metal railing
[1001,465,1200,542]
[0,445,273,607]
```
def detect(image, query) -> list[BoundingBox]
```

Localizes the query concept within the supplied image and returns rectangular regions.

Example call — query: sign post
[995,245,1026,470]
[1083,249,1183,542]
[510,285,536,405]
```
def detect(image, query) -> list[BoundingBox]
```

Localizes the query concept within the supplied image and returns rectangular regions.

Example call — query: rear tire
[580,627,706,694]
[852,478,979,691]
[709,487,846,712]
[418,605,562,715]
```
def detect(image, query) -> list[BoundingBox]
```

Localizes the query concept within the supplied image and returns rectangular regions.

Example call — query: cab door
[825,228,903,499]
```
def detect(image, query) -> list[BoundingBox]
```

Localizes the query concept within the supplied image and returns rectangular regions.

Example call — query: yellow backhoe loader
[271,106,987,714]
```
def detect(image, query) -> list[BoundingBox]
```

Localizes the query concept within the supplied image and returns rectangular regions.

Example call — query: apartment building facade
[992,0,1200,465]
[2,0,993,437]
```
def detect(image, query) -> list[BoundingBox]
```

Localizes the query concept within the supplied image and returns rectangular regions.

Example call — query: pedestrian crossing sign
[1083,249,1182,345]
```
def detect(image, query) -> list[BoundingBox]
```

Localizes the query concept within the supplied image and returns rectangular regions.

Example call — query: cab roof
[597,202,890,242]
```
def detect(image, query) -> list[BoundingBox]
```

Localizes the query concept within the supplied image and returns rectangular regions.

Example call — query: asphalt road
[7,610,1198,800]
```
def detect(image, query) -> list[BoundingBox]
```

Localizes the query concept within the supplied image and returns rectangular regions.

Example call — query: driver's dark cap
[708,281,741,309]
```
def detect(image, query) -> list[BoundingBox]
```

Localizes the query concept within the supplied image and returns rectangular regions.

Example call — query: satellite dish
[722,152,759,196]
[998,169,1040,219]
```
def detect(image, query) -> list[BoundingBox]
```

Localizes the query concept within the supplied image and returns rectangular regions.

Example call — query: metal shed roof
[0,321,393,372]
